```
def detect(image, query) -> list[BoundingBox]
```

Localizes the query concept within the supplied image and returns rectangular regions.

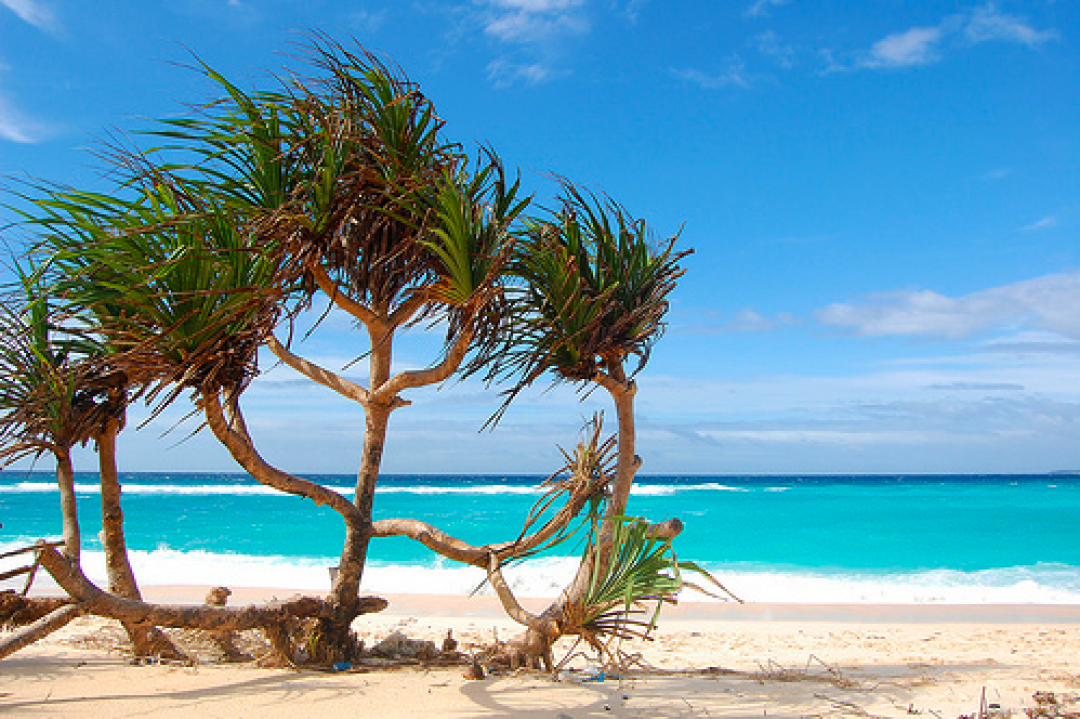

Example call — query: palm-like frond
[486,181,690,406]
[569,515,735,650]
[144,37,513,336]
[30,178,283,404]
[0,266,112,463]
[420,151,529,348]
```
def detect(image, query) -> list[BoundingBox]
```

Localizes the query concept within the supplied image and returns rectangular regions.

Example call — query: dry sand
[2,587,1078,718]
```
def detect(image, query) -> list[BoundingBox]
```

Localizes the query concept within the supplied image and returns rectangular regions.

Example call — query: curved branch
[312,263,377,326]
[34,544,386,630]
[372,487,589,567]
[372,328,473,403]
[267,334,371,405]
[372,504,681,572]
[201,390,363,525]
[486,552,540,628]
[371,518,489,566]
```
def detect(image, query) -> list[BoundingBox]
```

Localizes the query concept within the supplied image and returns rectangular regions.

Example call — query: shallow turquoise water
[3,472,1078,602]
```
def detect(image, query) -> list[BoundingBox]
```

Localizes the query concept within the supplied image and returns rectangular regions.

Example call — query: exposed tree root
[0,603,82,660]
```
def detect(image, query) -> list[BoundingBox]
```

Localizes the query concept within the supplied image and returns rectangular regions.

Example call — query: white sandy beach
[2,587,1079,718]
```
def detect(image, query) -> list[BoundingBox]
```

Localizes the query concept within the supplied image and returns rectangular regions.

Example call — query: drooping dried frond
[504,414,617,563]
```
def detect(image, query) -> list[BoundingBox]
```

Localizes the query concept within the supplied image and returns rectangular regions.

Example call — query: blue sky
[1,0,1078,475]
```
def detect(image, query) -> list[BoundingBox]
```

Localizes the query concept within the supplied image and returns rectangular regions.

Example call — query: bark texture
[28,544,386,664]
[97,417,187,660]
[0,603,82,661]
[55,449,80,562]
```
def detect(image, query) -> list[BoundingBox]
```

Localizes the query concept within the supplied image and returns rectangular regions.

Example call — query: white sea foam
[377,485,541,496]
[0,481,291,496]
[1,480,763,498]
[632,483,750,496]
[6,541,1077,605]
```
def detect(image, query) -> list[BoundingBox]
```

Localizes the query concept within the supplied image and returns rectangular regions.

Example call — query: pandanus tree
[148,41,528,656]
[477,183,695,665]
[0,267,181,659]
[21,40,528,663]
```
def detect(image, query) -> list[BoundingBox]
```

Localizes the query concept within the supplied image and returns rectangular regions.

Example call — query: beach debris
[372,630,439,660]
[0,590,73,628]
[462,656,486,680]
[753,655,856,688]
[813,693,870,715]
[441,629,458,654]
[1025,691,1080,718]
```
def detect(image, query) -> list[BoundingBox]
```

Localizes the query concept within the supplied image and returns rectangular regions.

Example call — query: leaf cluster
[0,269,118,463]
[482,181,691,414]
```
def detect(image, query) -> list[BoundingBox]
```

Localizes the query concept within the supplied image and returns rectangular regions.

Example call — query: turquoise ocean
[2,472,1079,604]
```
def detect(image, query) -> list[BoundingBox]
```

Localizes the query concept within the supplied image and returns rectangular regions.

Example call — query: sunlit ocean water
[3,472,1078,604]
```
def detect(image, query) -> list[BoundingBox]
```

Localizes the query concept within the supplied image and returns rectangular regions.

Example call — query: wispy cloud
[1020,215,1058,232]
[707,308,798,333]
[0,87,47,144]
[754,30,796,68]
[816,270,1080,341]
[865,26,944,68]
[674,58,752,90]
[861,4,1056,71]
[744,0,790,19]
[979,168,1011,182]
[465,0,589,86]
[965,3,1057,46]
[925,381,1024,391]
[487,59,552,87]
[348,9,386,34]
[0,0,58,33]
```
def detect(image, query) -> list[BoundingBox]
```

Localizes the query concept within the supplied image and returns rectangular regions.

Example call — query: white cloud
[464,0,587,86]
[866,26,944,68]
[708,308,798,333]
[480,0,587,44]
[816,271,1080,341]
[754,30,796,68]
[979,168,1011,182]
[490,0,580,10]
[348,9,386,33]
[0,0,57,33]
[1020,215,1058,232]
[965,3,1057,46]
[862,4,1056,71]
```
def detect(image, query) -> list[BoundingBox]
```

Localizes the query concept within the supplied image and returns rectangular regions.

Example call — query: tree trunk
[517,369,641,665]
[314,320,395,664]
[97,417,187,660]
[201,389,371,664]
[55,448,80,562]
